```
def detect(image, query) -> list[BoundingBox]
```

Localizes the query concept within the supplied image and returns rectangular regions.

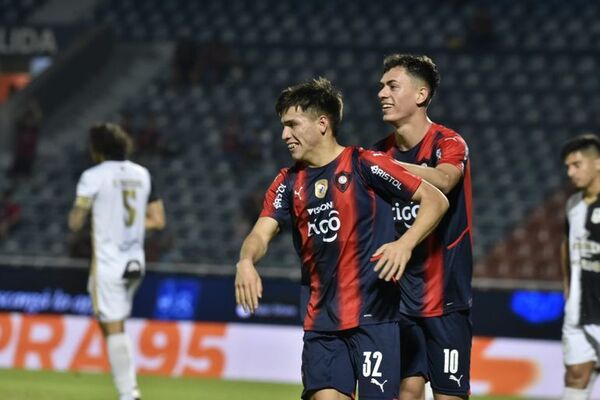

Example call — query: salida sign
[0,27,58,55]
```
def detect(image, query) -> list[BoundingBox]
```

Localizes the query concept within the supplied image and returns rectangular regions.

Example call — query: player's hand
[372,238,413,281]
[235,259,263,314]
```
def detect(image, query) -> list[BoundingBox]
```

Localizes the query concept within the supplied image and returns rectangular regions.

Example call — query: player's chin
[381,113,396,123]
[289,150,303,161]
[570,180,584,189]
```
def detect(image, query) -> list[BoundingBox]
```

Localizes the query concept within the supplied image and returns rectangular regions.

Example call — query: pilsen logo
[334,172,352,192]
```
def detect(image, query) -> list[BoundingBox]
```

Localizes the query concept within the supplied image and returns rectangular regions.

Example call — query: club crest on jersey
[315,179,328,199]
[592,208,600,224]
[334,172,352,192]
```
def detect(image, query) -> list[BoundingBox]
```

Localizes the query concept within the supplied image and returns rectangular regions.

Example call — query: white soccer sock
[107,333,140,400]
[584,371,598,399]
[425,381,434,400]
[562,387,589,400]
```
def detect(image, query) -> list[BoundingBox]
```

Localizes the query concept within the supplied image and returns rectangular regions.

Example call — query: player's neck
[392,115,432,151]
[306,142,345,168]
[584,178,600,203]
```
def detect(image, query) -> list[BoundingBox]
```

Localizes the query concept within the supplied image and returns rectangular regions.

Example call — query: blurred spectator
[241,128,264,165]
[136,113,161,156]
[0,188,22,240]
[145,228,176,262]
[466,5,495,49]
[7,83,19,99]
[173,36,198,86]
[197,37,240,86]
[221,113,266,171]
[234,186,265,239]
[8,99,42,179]
[221,112,244,168]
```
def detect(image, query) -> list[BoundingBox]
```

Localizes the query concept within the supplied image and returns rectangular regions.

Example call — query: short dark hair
[561,133,600,160]
[275,77,343,134]
[89,122,133,160]
[383,54,440,106]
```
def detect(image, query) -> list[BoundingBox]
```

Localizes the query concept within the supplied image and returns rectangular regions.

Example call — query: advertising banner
[0,312,590,397]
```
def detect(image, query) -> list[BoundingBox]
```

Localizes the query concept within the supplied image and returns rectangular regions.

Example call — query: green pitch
[0,368,522,400]
[0,369,299,400]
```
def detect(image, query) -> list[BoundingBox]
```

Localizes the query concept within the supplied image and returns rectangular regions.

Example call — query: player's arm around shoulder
[374,180,448,281]
[146,199,166,230]
[395,135,467,194]
[394,159,463,195]
[409,178,450,238]
[235,217,280,313]
[426,163,463,194]
[359,148,449,280]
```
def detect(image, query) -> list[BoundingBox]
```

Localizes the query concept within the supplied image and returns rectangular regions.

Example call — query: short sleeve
[358,149,422,202]
[436,135,469,174]
[76,169,101,200]
[259,170,292,225]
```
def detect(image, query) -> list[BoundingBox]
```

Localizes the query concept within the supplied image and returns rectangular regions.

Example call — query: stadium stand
[1,0,599,279]
[0,0,46,24]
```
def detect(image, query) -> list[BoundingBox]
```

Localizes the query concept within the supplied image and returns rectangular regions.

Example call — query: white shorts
[562,320,600,366]
[88,271,142,322]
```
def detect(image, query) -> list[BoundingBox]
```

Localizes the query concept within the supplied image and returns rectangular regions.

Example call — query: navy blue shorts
[302,322,400,400]
[399,310,472,396]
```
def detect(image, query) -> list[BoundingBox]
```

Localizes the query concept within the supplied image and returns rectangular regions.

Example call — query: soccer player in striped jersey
[69,123,165,400]
[235,78,448,400]
[373,54,473,400]
[561,134,600,400]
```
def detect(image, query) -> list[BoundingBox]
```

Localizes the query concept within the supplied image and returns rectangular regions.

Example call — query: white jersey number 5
[122,189,137,227]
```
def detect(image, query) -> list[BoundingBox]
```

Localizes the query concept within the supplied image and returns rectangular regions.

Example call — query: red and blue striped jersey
[373,123,473,317]
[260,146,422,331]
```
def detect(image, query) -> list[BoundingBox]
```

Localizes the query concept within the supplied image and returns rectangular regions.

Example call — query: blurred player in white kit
[69,123,165,400]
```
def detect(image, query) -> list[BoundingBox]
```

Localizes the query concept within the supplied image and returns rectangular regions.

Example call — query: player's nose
[281,126,292,140]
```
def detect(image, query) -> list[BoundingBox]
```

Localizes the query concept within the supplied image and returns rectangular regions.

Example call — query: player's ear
[416,85,430,107]
[593,156,600,172]
[318,115,329,135]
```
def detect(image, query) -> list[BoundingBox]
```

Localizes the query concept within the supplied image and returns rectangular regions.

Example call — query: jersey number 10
[443,348,459,374]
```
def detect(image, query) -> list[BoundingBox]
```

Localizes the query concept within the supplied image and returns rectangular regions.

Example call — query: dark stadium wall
[0,262,562,340]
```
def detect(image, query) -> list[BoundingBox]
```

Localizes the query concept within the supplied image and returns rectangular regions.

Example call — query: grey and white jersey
[565,192,600,326]
[76,160,152,279]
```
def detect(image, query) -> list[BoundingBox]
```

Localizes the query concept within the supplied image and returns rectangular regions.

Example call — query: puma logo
[449,374,463,387]
[294,186,303,200]
[370,378,387,393]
